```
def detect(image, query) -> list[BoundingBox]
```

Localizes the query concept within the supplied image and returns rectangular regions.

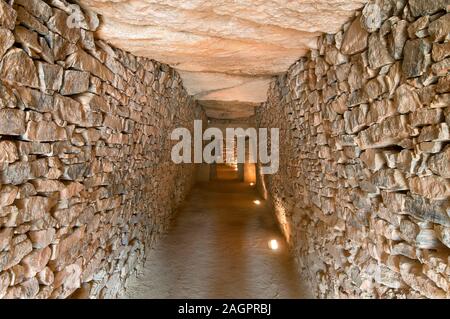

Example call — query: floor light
[268,239,279,250]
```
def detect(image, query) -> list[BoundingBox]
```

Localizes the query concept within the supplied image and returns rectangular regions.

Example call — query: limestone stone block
[360,149,385,171]
[37,267,54,286]
[389,20,408,60]
[0,109,26,136]
[0,0,17,30]
[36,61,63,92]
[428,145,450,178]
[6,263,26,285]
[0,228,12,251]
[53,203,85,226]
[15,196,52,223]
[404,195,450,227]
[52,226,85,270]
[38,36,55,64]
[416,229,442,249]
[432,42,450,62]
[400,258,446,299]
[0,28,14,59]
[4,277,39,299]
[15,6,48,35]
[396,149,420,173]
[356,115,412,149]
[402,38,431,78]
[409,108,443,127]
[374,265,405,289]
[428,13,450,42]
[3,239,33,270]
[14,26,42,54]
[408,0,449,17]
[66,50,115,83]
[344,104,369,134]
[417,141,443,155]
[31,179,65,193]
[48,31,77,61]
[75,93,110,113]
[371,168,408,191]
[20,246,51,278]
[366,99,396,124]
[61,163,88,181]
[368,33,394,69]
[1,162,32,186]
[0,48,40,89]
[28,229,55,249]
[47,9,80,44]
[418,123,450,142]
[0,271,10,298]
[422,264,449,293]
[431,94,450,108]
[409,175,450,200]
[23,120,68,142]
[363,76,386,100]
[361,2,382,33]
[14,86,56,113]
[0,141,19,164]
[431,58,450,76]
[103,114,123,132]
[60,70,90,95]
[434,225,450,248]
[341,18,369,55]
[0,185,18,209]
[0,81,16,108]
[391,242,416,259]
[399,219,420,243]
[407,16,429,39]
[17,141,52,157]
[14,0,52,22]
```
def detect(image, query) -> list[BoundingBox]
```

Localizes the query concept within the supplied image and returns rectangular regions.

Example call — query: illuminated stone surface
[78,0,366,118]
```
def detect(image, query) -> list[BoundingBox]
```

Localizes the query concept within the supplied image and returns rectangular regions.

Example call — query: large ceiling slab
[78,0,366,118]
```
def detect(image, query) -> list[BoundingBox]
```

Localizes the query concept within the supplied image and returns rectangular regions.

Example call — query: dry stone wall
[257,0,450,298]
[0,0,202,298]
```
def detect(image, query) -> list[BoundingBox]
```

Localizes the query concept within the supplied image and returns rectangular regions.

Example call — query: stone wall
[257,0,450,298]
[0,0,203,298]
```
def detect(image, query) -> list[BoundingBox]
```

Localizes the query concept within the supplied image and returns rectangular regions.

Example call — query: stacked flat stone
[0,0,203,298]
[257,0,450,299]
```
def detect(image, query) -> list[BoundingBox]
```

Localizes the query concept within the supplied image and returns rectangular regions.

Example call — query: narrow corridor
[124,166,311,298]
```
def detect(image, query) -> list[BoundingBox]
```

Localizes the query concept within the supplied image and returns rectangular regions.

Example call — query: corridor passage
[124,166,311,298]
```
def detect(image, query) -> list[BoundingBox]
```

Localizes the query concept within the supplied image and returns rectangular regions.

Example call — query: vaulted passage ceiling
[78,0,366,118]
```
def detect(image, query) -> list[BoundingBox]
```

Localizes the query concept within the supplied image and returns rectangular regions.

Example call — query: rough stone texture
[0,0,205,299]
[77,0,366,118]
[60,70,90,95]
[402,38,432,78]
[341,17,369,55]
[0,49,40,89]
[0,109,26,136]
[257,0,450,299]
[408,0,450,17]
[0,1,17,30]
[0,28,14,60]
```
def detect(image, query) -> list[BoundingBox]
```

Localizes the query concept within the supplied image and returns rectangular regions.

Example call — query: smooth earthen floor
[124,166,312,298]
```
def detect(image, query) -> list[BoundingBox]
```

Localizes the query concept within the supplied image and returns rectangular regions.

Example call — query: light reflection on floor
[124,167,312,299]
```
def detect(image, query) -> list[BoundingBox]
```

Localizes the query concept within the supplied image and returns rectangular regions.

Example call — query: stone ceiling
[78,0,367,119]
